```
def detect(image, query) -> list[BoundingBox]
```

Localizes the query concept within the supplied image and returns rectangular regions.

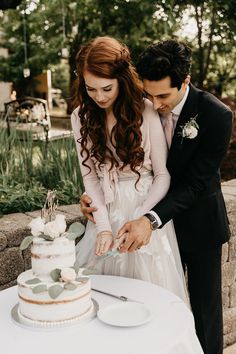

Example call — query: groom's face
[143,76,189,114]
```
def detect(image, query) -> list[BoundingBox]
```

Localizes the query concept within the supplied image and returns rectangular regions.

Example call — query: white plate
[97,302,153,327]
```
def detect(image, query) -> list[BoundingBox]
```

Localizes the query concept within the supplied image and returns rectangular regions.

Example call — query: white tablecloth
[0,275,203,354]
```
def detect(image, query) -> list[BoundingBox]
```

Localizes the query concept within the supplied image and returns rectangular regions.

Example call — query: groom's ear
[182,75,190,91]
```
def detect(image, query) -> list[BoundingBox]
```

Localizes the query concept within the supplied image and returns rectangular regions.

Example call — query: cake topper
[20,190,85,250]
[41,190,58,222]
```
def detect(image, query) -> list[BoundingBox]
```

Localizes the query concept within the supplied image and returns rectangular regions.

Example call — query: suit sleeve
[153,105,233,226]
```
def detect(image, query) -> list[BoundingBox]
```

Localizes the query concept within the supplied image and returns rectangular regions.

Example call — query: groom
[80,40,232,354]
[117,40,233,354]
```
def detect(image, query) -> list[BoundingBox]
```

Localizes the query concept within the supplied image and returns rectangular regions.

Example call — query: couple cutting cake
[71,36,232,354]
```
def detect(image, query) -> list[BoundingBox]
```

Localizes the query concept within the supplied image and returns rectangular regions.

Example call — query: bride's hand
[95,231,113,256]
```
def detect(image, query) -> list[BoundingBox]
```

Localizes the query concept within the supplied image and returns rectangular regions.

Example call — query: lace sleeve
[71,110,112,234]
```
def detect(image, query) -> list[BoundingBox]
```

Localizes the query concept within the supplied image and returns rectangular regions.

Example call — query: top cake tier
[31,237,75,276]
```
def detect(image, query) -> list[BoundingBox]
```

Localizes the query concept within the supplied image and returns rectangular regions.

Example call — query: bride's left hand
[95,231,113,256]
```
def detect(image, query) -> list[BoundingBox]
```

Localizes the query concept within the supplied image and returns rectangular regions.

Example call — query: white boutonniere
[179,114,199,142]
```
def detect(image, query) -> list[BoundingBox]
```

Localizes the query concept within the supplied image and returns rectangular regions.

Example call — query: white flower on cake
[28,217,45,237]
[60,267,77,282]
[20,190,85,250]
[43,214,66,239]
[54,214,67,234]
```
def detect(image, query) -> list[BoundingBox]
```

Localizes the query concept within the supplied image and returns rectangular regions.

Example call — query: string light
[61,0,68,59]
[22,7,30,77]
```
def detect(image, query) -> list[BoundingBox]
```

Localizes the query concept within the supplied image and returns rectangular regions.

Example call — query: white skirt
[76,174,189,304]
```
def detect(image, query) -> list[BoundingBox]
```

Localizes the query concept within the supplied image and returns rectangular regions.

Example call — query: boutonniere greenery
[179,114,199,143]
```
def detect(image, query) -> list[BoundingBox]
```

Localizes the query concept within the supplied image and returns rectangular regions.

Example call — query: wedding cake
[17,191,93,327]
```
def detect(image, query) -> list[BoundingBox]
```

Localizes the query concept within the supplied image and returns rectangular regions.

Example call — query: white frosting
[18,270,91,322]
[17,236,93,325]
[17,301,94,327]
[31,237,75,276]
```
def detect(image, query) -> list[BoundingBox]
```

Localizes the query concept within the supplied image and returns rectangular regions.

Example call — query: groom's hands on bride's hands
[80,193,97,223]
[112,233,128,251]
[116,217,152,253]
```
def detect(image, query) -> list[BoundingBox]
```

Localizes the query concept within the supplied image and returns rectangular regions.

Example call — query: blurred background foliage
[0,0,236,98]
[0,128,84,214]
[0,0,235,214]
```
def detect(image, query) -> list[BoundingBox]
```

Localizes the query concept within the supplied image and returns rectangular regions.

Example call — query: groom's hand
[116,217,152,252]
[80,193,97,223]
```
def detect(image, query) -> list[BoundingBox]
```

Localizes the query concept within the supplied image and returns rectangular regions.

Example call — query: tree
[0,0,174,98]
[174,0,236,94]
[1,0,235,98]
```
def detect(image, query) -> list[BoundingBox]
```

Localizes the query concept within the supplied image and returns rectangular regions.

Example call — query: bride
[71,36,188,304]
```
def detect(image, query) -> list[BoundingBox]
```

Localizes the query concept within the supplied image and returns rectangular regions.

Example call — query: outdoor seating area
[3,97,73,142]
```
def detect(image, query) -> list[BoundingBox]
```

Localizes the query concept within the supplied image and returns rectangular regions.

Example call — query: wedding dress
[71,99,189,304]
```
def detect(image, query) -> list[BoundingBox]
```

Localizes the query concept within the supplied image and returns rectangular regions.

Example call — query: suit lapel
[167,84,200,165]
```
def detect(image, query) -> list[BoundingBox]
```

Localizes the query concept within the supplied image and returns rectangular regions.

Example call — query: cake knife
[91,288,144,304]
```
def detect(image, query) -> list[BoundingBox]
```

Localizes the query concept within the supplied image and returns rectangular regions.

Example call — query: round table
[0,274,203,354]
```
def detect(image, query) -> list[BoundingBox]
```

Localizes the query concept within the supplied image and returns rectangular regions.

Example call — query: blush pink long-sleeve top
[71,99,170,234]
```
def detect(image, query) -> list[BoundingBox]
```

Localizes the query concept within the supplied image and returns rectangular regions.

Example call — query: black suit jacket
[153,84,233,252]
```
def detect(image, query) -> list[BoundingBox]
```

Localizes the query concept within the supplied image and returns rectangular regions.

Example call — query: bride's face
[84,71,119,112]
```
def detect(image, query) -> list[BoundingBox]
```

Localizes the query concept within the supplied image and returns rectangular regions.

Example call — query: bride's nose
[95,91,105,102]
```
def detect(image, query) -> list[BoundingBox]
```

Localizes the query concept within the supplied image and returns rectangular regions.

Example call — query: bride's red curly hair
[73,36,144,181]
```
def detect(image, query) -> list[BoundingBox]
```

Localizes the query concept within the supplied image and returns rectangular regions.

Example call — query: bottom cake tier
[17,269,93,324]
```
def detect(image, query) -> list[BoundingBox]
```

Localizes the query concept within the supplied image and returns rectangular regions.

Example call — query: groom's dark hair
[136,40,192,90]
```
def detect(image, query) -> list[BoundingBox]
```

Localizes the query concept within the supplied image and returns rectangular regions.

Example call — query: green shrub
[0,126,84,214]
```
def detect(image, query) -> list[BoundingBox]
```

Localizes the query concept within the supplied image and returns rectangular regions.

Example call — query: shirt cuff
[146,210,162,227]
